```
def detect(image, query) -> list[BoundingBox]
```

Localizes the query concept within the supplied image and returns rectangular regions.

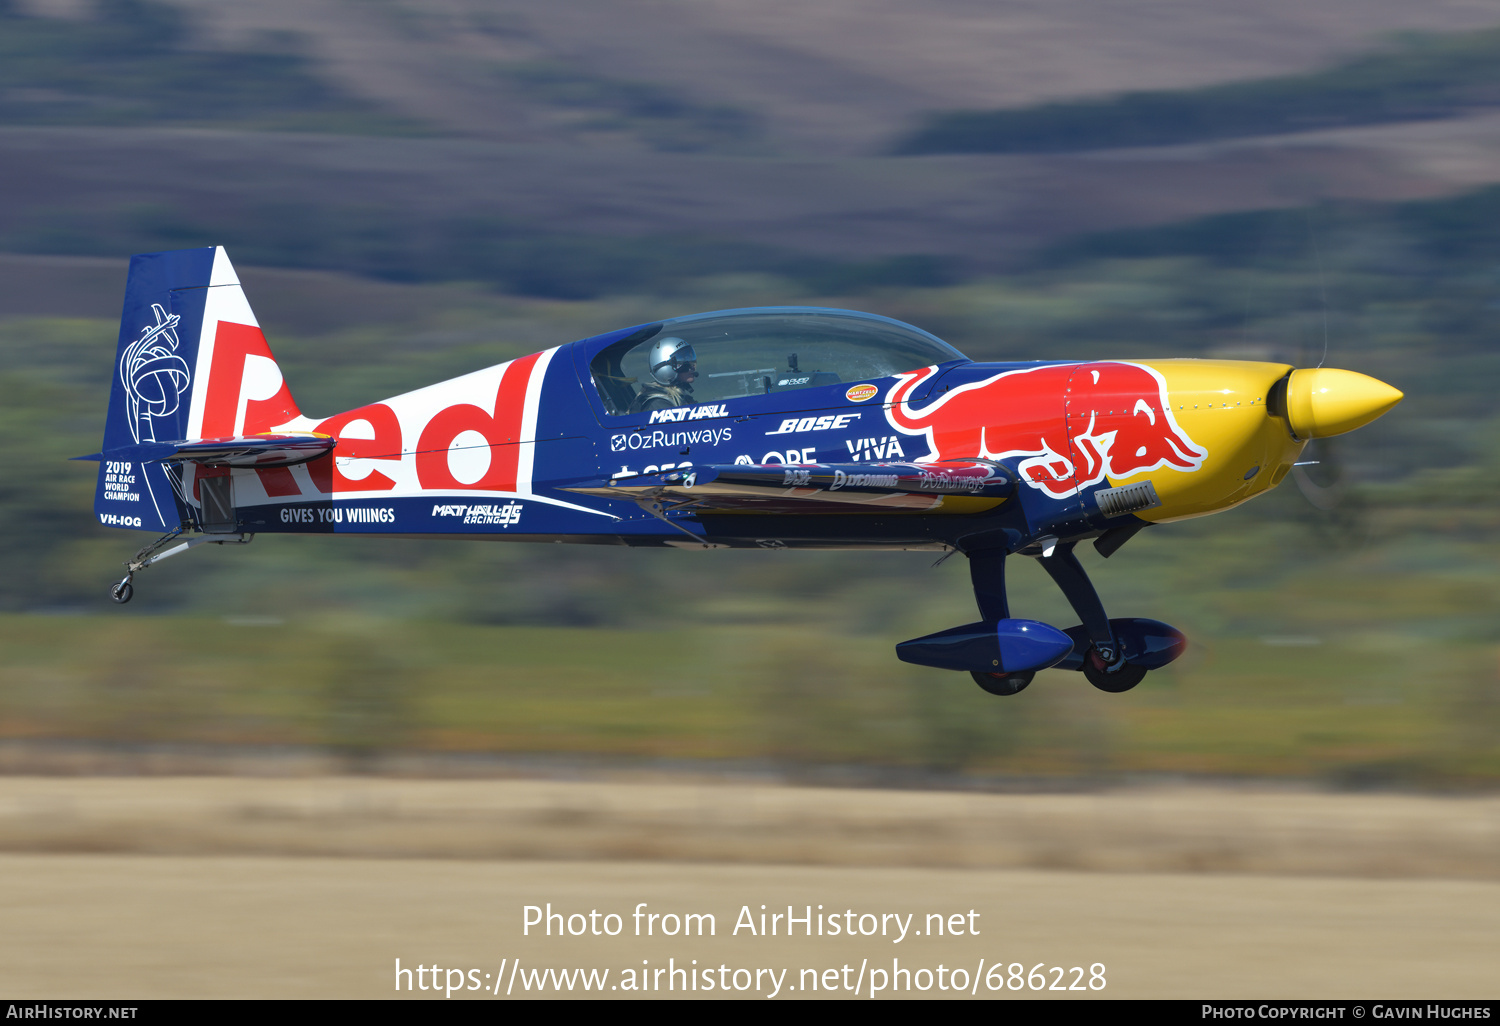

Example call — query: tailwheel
[110,577,134,604]
[1083,651,1146,693]
[970,670,1033,696]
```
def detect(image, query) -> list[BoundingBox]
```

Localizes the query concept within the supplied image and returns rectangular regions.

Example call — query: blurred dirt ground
[0,778,1495,998]
[1,854,1495,999]
[0,777,1495,879]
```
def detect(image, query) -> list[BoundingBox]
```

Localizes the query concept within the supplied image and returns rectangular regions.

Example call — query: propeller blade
[1290,439,1344,511]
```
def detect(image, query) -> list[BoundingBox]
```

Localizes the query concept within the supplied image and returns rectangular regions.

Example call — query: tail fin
[90,246,307,532]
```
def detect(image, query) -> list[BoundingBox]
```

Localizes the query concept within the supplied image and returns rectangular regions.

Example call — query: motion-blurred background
[0,0,1498,997]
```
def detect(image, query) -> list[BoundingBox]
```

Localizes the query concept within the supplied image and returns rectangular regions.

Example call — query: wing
[566,460,1015,514]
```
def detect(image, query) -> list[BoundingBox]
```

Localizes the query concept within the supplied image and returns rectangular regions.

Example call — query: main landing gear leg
[109,529,253,604]
[1037,542,1146,693]
[966,549,1033,695]
[968,548,1010,622]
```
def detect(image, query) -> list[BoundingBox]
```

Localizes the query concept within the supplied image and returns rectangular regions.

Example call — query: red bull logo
[886,362,1206,499]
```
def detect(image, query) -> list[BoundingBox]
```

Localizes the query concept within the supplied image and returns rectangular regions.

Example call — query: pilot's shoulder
[631,387,680,413]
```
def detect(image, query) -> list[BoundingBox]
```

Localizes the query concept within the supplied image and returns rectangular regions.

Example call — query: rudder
[90,246,306,532]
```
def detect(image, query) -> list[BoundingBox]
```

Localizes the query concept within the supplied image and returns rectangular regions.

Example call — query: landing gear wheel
[1083,656,1146,693]
[970,670,1033,696]
[110,579,133,604]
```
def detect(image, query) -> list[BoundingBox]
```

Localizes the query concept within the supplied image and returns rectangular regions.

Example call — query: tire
[110,581,133,604]
[970,670,1033,696]
[1083,659,1146,693]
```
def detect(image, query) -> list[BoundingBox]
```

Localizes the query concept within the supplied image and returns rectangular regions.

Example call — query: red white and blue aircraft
[81,247,1403,695]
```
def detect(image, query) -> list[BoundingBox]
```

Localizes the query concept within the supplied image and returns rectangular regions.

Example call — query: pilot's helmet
[648,337,697,385]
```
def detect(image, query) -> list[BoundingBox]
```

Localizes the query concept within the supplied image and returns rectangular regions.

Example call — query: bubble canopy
[585,307,968,416]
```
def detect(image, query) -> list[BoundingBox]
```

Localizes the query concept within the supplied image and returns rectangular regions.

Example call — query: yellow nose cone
[1285,368,1403,439]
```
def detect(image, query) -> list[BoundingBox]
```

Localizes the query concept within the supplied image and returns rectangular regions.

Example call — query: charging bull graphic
[886,362,1206,498]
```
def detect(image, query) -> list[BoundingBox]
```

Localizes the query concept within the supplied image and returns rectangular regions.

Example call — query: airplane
[79,246,1403,696]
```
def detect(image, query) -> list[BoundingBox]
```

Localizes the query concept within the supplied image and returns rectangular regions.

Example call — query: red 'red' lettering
[254,465,301,496]
[304,452,334,494]
[201,321,300,437]
[191,463,231,501]
[415,353,540,492]
[314,403,403,492]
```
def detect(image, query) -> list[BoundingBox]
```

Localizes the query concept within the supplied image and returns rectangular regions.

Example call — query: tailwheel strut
[108,528,253,604]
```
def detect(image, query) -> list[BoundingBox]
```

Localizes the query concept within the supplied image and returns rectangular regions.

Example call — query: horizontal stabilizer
[567,460,1014,513]
[76,433,334,469]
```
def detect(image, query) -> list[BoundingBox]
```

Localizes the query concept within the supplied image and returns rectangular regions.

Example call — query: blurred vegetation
[0,0,1493,793]
[0,0,425,134]
[0,610,1492,783]
[496,61,764,154]
[0,0,766,149]
[895,26,1500,154]
[1,177,1498,786]
[2,203,959,301]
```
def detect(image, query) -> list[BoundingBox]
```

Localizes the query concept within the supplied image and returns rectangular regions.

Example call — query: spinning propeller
[1291,439,1343,511]
[1280,366,1400,513]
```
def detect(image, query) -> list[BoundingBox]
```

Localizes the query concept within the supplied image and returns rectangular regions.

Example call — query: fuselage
[92,268,1398,557]
[90,250,1405,678]
[164,323,1361,553]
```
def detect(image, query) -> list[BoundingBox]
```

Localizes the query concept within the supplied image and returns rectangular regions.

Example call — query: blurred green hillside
[1,186,1496,786]
[896,26,1500,154]
[3,2,1500,786]
[0,0,423,134]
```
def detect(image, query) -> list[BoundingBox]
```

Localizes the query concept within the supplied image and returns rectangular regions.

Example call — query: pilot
[630,336,698,413]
